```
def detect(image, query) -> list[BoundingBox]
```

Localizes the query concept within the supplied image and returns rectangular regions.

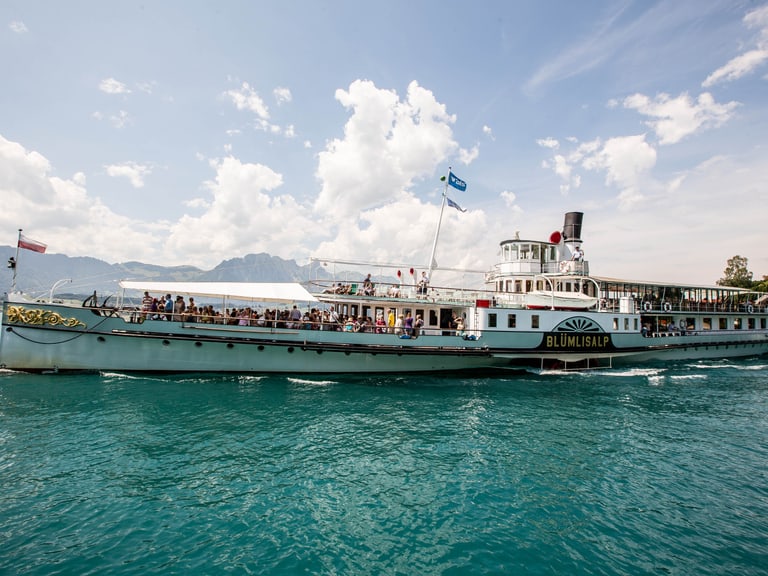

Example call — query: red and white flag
[18,234,47,253]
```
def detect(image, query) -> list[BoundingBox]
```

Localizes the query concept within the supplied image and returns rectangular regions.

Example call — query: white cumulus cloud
[314,79,460,220]
[99,78,131,95]
[540,134,656,208]
[166,156,322,263]
[274,87,292,105]
[105,162,152,188]
[0,134,162,267]
[110,110,131,129]
[224,82,270,119]
[622,92,738,145]
[702,4,768,87]
[703,49,768,87]
[536,137,559,149]
[9,20,28,33]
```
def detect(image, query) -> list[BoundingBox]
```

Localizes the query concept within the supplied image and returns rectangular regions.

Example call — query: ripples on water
[1,360,767,575]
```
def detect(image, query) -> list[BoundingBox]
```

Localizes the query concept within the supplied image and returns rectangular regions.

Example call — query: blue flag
[448,171,467,192]
[446,197,466,212]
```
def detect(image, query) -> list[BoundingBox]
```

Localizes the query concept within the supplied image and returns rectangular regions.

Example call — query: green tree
[753,274,768,293]
[717,255,753,288]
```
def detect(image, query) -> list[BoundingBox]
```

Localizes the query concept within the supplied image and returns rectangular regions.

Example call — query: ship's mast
[426,168,450,282]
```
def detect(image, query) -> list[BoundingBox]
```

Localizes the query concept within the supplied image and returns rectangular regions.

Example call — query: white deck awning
[119,281,318,303]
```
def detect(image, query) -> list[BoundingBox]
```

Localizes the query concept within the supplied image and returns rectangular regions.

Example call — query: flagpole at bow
[11,230,47,292]
[11,229,21,292]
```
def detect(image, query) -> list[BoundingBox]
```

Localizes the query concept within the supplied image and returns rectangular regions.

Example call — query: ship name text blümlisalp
[544,334,611,349]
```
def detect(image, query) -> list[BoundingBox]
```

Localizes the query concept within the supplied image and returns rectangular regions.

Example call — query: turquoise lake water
[1,359,767,575]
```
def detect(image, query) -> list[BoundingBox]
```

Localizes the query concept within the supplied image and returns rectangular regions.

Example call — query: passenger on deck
[290,305,302,327]
[417,272,429,295]
[185,305,198,323]
[404,312,414,335]
[173,296,186,321]
[363,274,375,296]
[375,313,386,333]
[150,298,159,320]
[572,246,584,261]
[200,305,215,324]
[310,308,321,330]
[329,305,340,329]
[141,291,153,318]
[413,314,424,338]
[255,311,266,327]
[455,316,465,337]
[163,294,173,320]
[394,314,404,335]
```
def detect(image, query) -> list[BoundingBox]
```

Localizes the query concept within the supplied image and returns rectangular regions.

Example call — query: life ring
[643,301,652,312]
[747,304,754,314]
[663,302,672,312]
[559,261,569,273]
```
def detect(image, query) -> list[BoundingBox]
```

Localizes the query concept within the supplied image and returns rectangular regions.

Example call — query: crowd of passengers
[139,292,437,336]
[323,273,378,296]
[322,272,430,298]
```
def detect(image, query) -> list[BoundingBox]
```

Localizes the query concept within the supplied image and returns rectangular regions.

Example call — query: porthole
[195,341,202,347]
[97,336,106,343]
[258,345,264,351]
[227,343,234,349]
[287,347,294,353]
[162,340,170,346]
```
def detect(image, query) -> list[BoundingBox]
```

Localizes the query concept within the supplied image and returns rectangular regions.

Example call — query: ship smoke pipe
[562,212,583,243]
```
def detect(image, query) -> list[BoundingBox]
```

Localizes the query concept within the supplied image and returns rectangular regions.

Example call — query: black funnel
[562,212,583,242]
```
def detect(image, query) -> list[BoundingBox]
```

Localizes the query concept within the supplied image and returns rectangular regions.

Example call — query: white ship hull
[2,299,766,373]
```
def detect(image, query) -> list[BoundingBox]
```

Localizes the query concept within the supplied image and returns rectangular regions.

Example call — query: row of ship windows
[486,314,767,331]
[501,244,558,262]
[486,314,635,330]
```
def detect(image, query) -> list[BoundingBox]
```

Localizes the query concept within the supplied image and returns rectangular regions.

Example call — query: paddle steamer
[2,212,766,373]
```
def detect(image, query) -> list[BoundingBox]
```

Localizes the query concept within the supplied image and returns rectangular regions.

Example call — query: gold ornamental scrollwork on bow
[6,306,87,329]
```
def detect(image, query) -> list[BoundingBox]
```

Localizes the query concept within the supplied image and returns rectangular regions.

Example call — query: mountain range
[1,246,333,299]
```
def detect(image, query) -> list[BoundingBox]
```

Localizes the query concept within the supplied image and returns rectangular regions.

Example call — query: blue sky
[1,0,767,286]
